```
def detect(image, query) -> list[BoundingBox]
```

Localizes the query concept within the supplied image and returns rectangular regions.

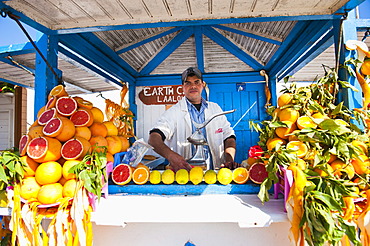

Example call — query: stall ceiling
[0,0,365,94]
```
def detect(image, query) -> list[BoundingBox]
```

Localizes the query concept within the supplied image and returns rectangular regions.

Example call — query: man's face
[183,75,204,104]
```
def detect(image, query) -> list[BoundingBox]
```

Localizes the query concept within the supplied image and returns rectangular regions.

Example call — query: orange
[20,156,39,177]
[37,183,63,204]
[37,106,46,118]
[62,160,80,180]
[74,126,92,140]
[20,177,41,200]
[330,159,346,177]
[118,136,130,152]
[297,116,317,129]
[75,97,93,109]
[106,136,122,155]
[314,165,334,177]
[48,84,68,100]
[232,167,249,184]
[132,166,150,185]
[106,152,114,163]
[286,141,308,158]
[277,93,292,107]
[35,161,63,185]
[90,107,105,123]
[266,137,286,151]
[89,135,108,153]
[27,136,62,163]
[361,59,370,75]
[103,121,119,136]
[351,155,370,175]
[28,125,45,139]
[288,130,300,142]
[275,121,297,140]
[62,179,77,198]
[89,122,108,137]
[328,154,337,164]
[278,108,299,123]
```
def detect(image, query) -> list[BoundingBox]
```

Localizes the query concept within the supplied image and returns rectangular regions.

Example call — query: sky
[0,0,369,47]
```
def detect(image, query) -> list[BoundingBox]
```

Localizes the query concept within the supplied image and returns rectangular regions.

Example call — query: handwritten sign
[138,85,184,105]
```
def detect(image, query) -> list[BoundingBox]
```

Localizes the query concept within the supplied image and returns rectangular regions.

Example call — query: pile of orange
[19,85,131,205]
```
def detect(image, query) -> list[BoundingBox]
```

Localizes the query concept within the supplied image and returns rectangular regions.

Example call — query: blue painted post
[34,33,60,120]
[335,10,362,109]
[270,76,278,106]
[128,80,137,143]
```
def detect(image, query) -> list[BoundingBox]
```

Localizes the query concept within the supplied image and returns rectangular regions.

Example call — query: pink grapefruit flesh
[249,163,268,184]
[43,118,63,137]
[19,134,31,156]
[38,108,57,125]
[56,97,77,116]
[70,109,92,127]
[61,138,84,160]
[112,164,132,185]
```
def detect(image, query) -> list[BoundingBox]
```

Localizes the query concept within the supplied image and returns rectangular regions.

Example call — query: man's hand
[220,161,240,170]
[167,152,192,172]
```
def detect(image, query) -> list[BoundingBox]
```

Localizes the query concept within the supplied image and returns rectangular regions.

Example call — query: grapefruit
[20,155,39,177]
[106,136,122,155]
[75,97,93,109]
[42,117,64,138]
[27,136,62,163]
[232,167,249,184]
[103,121,119,136]
[28,125,45,139]
[20,177,41,200]
[37,183,63,205]
[45,96,57,110]
[55,117,76,142]
[90,107,104,123]
[38,108,58,125]
[70,108,94,127]
[249,163,268,184]
[62,179,77,198]
[48,84,68,100]
[74,126,92,140]
[89,122,108,137]
[19,134,31,156]
[35,161,63,185]
[61,137,91,160]
[56,96,77,117]
[112,164,132,185]
[89,135,108,153]
[118,136,130,152]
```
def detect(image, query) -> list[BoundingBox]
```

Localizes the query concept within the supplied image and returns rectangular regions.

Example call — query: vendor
[148,67,238,171]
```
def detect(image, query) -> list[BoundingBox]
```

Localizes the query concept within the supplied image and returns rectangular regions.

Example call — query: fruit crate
[273,166,293,212]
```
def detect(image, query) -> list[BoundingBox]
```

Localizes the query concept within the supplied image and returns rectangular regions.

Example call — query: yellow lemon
[149,170,161,184]
[217,168,233,185]
[175,169,189,185]
[204,170,217,184]
[189,166,204,185]
[162,169,175,185]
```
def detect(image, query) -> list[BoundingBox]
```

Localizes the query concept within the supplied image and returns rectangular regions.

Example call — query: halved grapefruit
[45,96,57,110]
[55,117,76,142]
[75,97,93,109]
[61,137,91,160]
[43,118,64,138]
[38,108,58,125]
[70,108,94,127]
[112,164,132,185]
[27,136,62,163]
[249,162,268,184]
[56,97,77,117]
[28,125,45,139]
[19,134,31,156]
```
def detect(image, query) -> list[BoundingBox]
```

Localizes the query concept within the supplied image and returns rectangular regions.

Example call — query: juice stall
[0,0,370,245]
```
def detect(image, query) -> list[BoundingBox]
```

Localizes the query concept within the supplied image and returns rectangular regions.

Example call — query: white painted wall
[0,93,15,150]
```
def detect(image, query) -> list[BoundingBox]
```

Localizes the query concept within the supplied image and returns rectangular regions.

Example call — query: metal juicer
[187,109,235,169]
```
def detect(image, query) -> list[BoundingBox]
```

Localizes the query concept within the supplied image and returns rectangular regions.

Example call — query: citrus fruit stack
[111,165,250,185]
[18,85,131,205]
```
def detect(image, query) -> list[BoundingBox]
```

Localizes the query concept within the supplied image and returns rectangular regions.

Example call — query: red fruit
[45,96,57,110]
[112,164,132,185]
[19,134,31,156]
[38,108,58,125]
[70,108,94,127]
[43,118,63,137]
[26,136,62,163]
[61,137,91,160]
[249,162,268,184]
[56,97,77,117]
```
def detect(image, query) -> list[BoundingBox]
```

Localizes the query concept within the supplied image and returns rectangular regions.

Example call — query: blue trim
[212,24,282,45]
[280,30,334,79]
[78,33,138,76]
[335,0,366,15]
[203,26,262,70]
[0,3,52,35]
[0,77,33,88]
[269,20,333,78]
[59,34,135,83]
[53,15,342,34]
[116,27,182,54]
[139,27,194,75]
[354,18,370,30]
[0,57,35,73]
[194,26,204,72]
[0,42,35,56]
[58,45,121,84]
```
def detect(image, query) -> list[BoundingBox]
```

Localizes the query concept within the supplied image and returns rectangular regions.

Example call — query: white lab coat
[150,97,235,169]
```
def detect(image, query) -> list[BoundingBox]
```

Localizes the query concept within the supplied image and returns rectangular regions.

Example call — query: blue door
[208,82,267,163]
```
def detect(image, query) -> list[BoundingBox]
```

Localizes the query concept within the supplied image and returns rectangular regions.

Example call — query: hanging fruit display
[249,40,370,246]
